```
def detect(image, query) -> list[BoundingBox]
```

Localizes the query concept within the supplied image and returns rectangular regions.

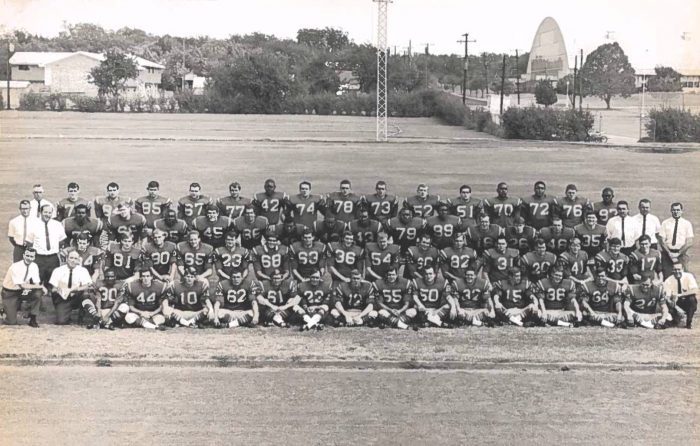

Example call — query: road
[0,365,697,445]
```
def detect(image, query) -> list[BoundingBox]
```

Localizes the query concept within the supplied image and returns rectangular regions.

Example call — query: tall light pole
[458,33,475,104]
[6,42,14,110]
[374,0,390,142]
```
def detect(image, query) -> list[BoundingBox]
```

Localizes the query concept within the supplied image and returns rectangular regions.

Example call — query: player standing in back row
[325,180,363,223]
[404,184,440,218]
[178,182,213,227]
[253,179,288,225]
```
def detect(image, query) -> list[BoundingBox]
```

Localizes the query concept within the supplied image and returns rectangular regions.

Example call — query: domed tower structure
[526,17,569,81]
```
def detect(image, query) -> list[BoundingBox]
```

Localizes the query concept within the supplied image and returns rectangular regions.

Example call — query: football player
[326,231,364,284]
[374,266,415,329]
[521,181,557,230]
[213,232,250,281]
[256,269,298,327]
[253,179,288,225]
[505,216,537,255]
[403,183,440,218]
[363,180,398,224]
[535,267,582,327]
[410,265,451,327]
[624,278,671,329]
[662,262,698,329]
[557,184,589,228]
[106,203,147,243]
[94,182,131,225]
[289,229,326,282]
[163,267,213,327]
[592,187,617,225]
[63,204,102,246]
[122,267,169,330]
[385,207,426,255]
[481,236,520,283]
[539,217,575,255]
[580,268,624,327]
[56,182,91,221]
[213,271,260,328]
[140,229,178,283]
[466,214,503,255]
[628,235,662,284]
[104,233,142,281]
[448,185,481,230]
[364,232,401,282]
[60,233,104,281]
[176,231,214,281]
[426,202,462,249]
[312,212,346,245]
[574,212,607,259]
[405,234,440,280]
[177,182,213,227]
[325,179,362,222]
[331,269,377,326]
[293,269,333,330]
[449,268,494,327]
[520,238,557,282]
[90,268,129,329]
[286,181,324,228]
[270,218,306,247]
[439,232,478,281]
[232,205,269,250]
[154,208,188,244]
[558,238,592,286]
[134,180,172,230]
[191,205,233,249]
[594,238,629,283]
[480,182,522,228]
[348,207,382,247]
[492,268,538,326]
[216,181,252,220]
[252,233,289,281]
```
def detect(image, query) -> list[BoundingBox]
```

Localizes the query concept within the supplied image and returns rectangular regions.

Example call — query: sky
[2,0,698,69]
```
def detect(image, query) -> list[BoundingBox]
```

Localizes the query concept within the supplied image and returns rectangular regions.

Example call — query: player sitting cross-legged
[448,268,495,327]
[535,267,583,327]
[122,268,169,330]
[331,269,377,327]
[256,269,298,328]
[492,268,539,327]
[373,266,416,329]
[213,271,260,328]
[580,268,624,328]
[89,268,130,329]
[623,278,672,329]
[293,269,333,331]
[163,267,214,328]
[410,265,452,328]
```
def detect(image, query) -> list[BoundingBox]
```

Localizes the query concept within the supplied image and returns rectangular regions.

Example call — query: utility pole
[572,55,577,109]
[499,54,506,115]
[458,33,476,104]
[422,43,433,89]
[181,39,186,91]
[515,49,521,105]
[579,49,583,111]
[374,0,390,142]
[6,42,14,110]
[483,54,490,95]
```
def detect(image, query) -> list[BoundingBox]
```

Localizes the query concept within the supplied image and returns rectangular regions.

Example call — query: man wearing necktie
[1,248,44,327]
[7,200,36,262]
[663,262,698,329]
[28,184,55,219]
[605,201,641,256]
[658,202,694,278]
[47,250,96,325]
[26,204,67,286]
[632,199,662,251]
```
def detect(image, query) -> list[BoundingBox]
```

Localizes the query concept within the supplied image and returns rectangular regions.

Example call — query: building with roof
[526,17,569,81]
[8,51,164,98]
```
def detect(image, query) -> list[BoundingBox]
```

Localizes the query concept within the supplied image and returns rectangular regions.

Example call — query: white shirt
[26,219,67,255]
[606,215,642,248]
[7,214,39,245]
[663,272,698,297]
[2,260,41,290]
[659,217,694,251]
[631,213,662,245]
[49,265,93,298]
[29,198,56,219]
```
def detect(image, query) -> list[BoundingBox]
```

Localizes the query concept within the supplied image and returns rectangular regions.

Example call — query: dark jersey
[335,280,375,310]
[286,194,324,228]
[558,197,590,228]
[364,242,401,280]
[327,242,364,279]
[385,216,426,252]
[625,284,665,314]
[107,213,147,241]
[216,196,252,220]
[592,201,617,225]
[405,245,440,277]
[125,279,168,312]
[61,246,103,275]
[169,280,210,311]
[253,191,288,225]
[213,246,250,279]
[364,194,399,223]
[325,192,363,222]
[448,196,481,227]
[216,278,260,311]
[594,251,629,281]
[628,249,662,283]
[574,223,607,258]
[192,216,233,248]
[63,217,103,246]
[176,242,214,275]
[312,220,346,245]
[348,219,382,247]
[105,243,142,280]
[481,196,522,228]
[467,224,503,254]
[482,248,520,283]
[411,276,449,309]
[558,251,590,281]
[177,195,213,226]
[539,227,575,255]
[493,279,534,309]
[426,215,463,249]
[505,225,538,255]
[56,197,91,221]
[153,218,189,244]
[373,277,411,310]
[134,195,172,228]
[141,240,178,276]
[520,251,558,282]
[536,278,577,310]
[269,223,306,247]
[403,194,440,218]
[439,246,478,280]
[581,279,621,313]
[252,245,290,278]
[94,196,132,222]
[93,279,124,309]
[289,241,326,278]
[296,280,333,307]
[522,195,557,230]
[232,216,269,249]
[451,277,492,309]
[259,278,297,306]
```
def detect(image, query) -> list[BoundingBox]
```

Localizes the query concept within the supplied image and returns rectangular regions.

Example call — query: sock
[303,314,311,324]
[556,320,572,327]
[141,319,157,329]
[509,316,523,326]
[472,318,483,327]
[427,313,442,326]
[272,313,284,325]
[180,318,193,327]
[229,319,240,328]
[82,302,98,317]
[397,320,408,329]
[640,320,654,329]
[307,314,322,328]
[601,320,615,328]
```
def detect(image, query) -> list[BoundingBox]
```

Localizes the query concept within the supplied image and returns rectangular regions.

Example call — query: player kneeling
[580,268,624,328]
[293,269,333,330]
[449,268,495,327]
[123,268,169,330]
[374,266,415,329]
[411,266,452,328]
[256,270,299,327]
[163,267,214,327]
[492,268,539,326]
[90,268,129,329]
[536,267,583,327]
[331,269,378,326]
[213,271,260,328]
[623,278,672,329]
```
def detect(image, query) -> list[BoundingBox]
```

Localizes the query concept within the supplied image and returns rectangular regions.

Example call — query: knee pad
[124,313,138,325]
[405,308,417,318]
[330,309,340,318]
[378,309,390,318]
[367,310,378,319]
[116,303,130,314]
[152,314,166,325]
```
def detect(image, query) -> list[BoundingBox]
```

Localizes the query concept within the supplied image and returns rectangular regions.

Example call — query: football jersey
[521,194,557,230]
[289,241,326,278]
[105,243,142,280]
[481,196,522,228]
[325,192,363,222]
[448,196,481,227]
[269,223,306,247]
[574,223,607,258]
[373,277,411,310]
[93,279,125,310]
[483,248,520,283]
[539,226,575,255]
[520,251,558,282]
[154,218,189,244]
[61,246,104,275]
[451,277,492,309]
[192,216,233,248]
[286,194,324,228]
[593,201,618,225]
[558,250,590,281]
[493,279,534,309]
[536,278,576,310]
[385,216,426,252]
[176,241,214,275]
[348,219,382,247]
[216,278,260,311]
[625,284,665,314]
[253,191,288,225]
[94,196,132,222]
[581,279,621,313]
[403,194,440,218]
[467,224,503,254]
[505,225,537,255]
[364,242,401,280]
[405,245,440,277]
[335,280,375,310]
[252,245,290,278]
[107,213,147,241]
[439,246,478,279]
[216,195,252,220]
[56,197,91,221]
[558,196,590,228]
[326,242,364,279]
[628,249,662,283]
[141,240,178,276]
[363,193,399,223]
[426,215,463,249]
[135,195,173,228]
[411,276,448,309]
[232,215,269,249]
[594,251,629,281]
[63,217,103,246]
[125,279,168,312]
[296,279,334,307]
[169,280,210,311]
[177,195,213,226]
[213,246,250,279]
[259,278,297,306]
[312,220,347,245]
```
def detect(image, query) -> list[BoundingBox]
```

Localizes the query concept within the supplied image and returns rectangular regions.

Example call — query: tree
[647,66,682,92]
[535,80,557,107]
[297,28,350,53]
[88,48,139,111]
[579,42,636,109]
[301,56,340,94]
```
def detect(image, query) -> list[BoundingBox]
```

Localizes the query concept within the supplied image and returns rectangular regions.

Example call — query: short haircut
[602,187,614,194]
[340,179,352,187]
[147,180,159,189]
[229,181,241,189]
[24,247,37,255]
[350,269,362,276]
[183,267,198,276]
[616,200,629,208]
[76,233,90,241]
[535,238,546,247]
[497,182,507,189]
[19,199,30,207]
[299,181,311,189]
[565,184,577,191]
[608,237,622,246]
[375,180,387,188]
[206,204,218,213]
[638,198,651,206]
[67,182,80,190]
[671,202,683,210]
[107,182,119,190]
[638,234,651,244]
[189,182,201,190]
[33,184,43,189]
[40,204,53,212]
[460,184,472,193]
[75,204,88,212]
[534,181,546,188]
[119,232,134,242]
[187,230,200,238]
[103,268,116,276]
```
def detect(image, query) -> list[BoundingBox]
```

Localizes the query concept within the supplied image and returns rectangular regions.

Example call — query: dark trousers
[12,245,25,263]
[661,251,689,279]
[51,291,88,325]
[676,294,697,328]
[35,254,60,286]
[621,246,636,257]
[1,288,42,325]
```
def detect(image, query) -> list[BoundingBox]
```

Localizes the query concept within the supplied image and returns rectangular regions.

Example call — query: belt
[669,248,681,253]
[35,253,59,257]
[2,287,22,293]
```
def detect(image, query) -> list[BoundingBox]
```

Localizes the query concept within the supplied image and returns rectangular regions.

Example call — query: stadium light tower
[374,0,391,141]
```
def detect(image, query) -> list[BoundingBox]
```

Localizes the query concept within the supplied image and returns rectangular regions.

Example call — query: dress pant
[51,291,88,325]
[1,287,42,325]
[661,250,689,279]
[34,254,60,286]
[12,245,26,263]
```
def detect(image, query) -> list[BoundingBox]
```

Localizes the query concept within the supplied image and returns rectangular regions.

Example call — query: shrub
[128,95,145,112]
[501,106,594,141]
[535,80,558,107]
[47,93,67,111]
[647,107,700,142]
[561,109,595,141]
[71,95,107,112]
[158,95,178,113]
[433,93,466,125]
[175,90,208,113]
[391,91,427,117]
[19,92,48,111]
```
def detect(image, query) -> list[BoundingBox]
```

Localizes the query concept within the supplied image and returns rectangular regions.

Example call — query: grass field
[0,111,699,444]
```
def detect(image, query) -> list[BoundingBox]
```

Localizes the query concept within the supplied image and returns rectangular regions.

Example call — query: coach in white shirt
[662,262,698,329]
[1,248,44,327]
[48,250,94,325]
[28,184,55,219]
[606,201,641,255]
[658,202,694,278]
[26,204,67,286]
[7,200,36,262]
[631,199,662,249]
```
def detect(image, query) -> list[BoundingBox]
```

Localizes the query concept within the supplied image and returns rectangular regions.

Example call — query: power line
[457,33,476,105]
